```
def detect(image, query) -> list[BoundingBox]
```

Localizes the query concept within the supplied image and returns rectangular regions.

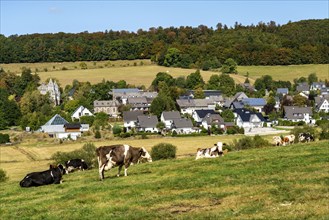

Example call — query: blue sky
[1,0,328,36]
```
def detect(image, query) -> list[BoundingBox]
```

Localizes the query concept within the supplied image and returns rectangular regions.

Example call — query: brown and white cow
[195,142,226,160]
[96,144,152,180]
[282,134,295,146]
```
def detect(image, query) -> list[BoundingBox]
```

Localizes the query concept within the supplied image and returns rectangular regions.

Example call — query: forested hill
[1,19,328,67]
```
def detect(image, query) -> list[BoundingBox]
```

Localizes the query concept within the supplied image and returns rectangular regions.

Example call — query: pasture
[0,141,328,219]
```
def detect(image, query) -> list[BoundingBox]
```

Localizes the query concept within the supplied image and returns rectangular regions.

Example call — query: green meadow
[1,141,328,219]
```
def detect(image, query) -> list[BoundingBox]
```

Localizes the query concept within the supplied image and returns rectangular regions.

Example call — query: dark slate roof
[172,118,193,128]
[137,115,158,128]
[123,111,144,122]
[284,106,313,119]
[127,97,148,104]
[44,114,68,126]
[64,123,81,129]
[162,111,181,120]
[242,98,266,106]
[194,109,216,119]
[234,108,265,122]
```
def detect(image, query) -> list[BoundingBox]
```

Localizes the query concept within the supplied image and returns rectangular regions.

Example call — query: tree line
[1,19,328,68]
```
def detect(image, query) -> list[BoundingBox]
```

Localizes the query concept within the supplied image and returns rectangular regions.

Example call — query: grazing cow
[195,142,226,160]
[298,133,315,143]
[65,159,88,173]
[282,134,295,146]
[19,164,67,187]
[272,136,283,146]
[96,144,152,180]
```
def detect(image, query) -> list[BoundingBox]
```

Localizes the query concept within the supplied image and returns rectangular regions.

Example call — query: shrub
[51,143,97,168]
[151,143,177,161]
[80,116,94,126]
[112,124,122,135]
[233,135,270,150]
[0,169,8,182]
[0,133,10,144]
[94,130,101,139]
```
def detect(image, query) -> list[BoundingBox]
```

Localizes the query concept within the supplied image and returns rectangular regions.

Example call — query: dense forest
[1,19,328,68]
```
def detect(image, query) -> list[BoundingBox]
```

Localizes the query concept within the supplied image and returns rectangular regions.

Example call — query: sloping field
[0,141,328,219]
[238,64,329,82]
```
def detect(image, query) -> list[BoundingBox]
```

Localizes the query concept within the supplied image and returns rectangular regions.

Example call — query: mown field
[1,60,327,88]
[0,140,328,219]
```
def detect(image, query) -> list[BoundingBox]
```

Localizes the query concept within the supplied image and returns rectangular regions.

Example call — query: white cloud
[48,7,61,14]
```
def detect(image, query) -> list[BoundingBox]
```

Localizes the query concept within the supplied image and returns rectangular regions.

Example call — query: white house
[315,97,329,113]
[283,106,314,124]
[176,99,215,115]
[171,118,194,134]
[71,106,93,121]
[234,109,265,130]
[123,111,144,132]
[137,115,159,133]
[192,109,216,123]
[160,111,182,129]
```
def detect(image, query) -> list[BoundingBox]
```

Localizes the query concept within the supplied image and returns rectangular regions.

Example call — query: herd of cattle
[19,133,315,187]
[272,132,315,146]
[19,142,227,187]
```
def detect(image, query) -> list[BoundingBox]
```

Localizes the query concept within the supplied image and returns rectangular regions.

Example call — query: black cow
[96,144,152,180]
[65,159,88,173]
[298,133,315,143]
[19,164,67,187]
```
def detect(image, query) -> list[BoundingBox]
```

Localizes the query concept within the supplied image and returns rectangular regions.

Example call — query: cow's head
[57,164,68,175]
[140,148,152,162]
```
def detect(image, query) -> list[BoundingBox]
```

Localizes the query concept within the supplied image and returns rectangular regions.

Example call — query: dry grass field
[2,60,327,88]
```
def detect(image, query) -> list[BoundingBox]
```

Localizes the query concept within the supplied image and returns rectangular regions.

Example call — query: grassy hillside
[1,61,327,87]
[1,141,328,219]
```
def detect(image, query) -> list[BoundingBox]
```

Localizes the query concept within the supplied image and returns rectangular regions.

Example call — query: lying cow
[298,133,315,143]
[96,144,152,180]
[19,164,67,187]
[195,142,226,160]
[65,159,88,173]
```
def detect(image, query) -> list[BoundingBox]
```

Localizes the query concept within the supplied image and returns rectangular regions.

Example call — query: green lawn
[1,141,328,219]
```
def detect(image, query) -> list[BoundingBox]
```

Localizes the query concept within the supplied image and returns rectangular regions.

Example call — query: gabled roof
[233,92,248,101]
[172,118,193,128]
[44,114,68,126]
[162,111,181,120]
[112,88,139,94]
[194,109,216,119]
[123,111,144,122]
[296,82,309,92]
[202,113,224,124]
[176,99,210,108]
[277,88,288,94]
[72,105,92,116]
[232,101,244,109]
[137,115,158,128]
[241,98,266,106]
[284,106,313,119]
[127,97,148,104]
[234,109,265,122]
[94,100,119,107]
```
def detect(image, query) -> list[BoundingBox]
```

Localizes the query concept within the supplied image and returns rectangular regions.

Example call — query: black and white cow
[298,133,315,143]
[65,159,88,173]
[96,144,152,180]
[19,164,67,187]
[195,142,226,160]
